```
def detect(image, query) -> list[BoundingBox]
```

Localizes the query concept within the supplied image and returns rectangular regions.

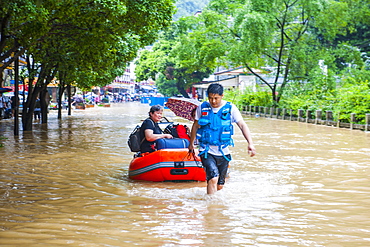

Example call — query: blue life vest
[196,101,234,160]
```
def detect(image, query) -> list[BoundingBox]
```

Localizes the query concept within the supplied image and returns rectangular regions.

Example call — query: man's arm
[236,120,256,157]
[188,120,199,152]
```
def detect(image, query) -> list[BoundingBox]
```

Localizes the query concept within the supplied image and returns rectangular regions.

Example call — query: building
[105,62,137,94]
[193,66,271,99]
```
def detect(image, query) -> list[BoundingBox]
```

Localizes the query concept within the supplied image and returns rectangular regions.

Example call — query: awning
[141,85,153,90]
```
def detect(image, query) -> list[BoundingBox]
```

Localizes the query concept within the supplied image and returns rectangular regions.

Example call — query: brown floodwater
[0,102,369,246]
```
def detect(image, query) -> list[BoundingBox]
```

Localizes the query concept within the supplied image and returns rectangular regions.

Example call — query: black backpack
[127,125,144,152]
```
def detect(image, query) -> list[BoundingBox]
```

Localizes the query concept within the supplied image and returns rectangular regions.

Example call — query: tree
[2,0,175,130]
[0,0,50,85]
[155,73,178,96]
[183,0,364,106]
[329,0,370,67]
[135,19,216,97]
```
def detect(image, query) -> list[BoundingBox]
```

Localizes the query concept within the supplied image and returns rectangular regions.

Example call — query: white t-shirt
[194,100,243,156]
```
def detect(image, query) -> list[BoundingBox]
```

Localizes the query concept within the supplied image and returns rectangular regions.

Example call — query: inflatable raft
[128,139,206,182]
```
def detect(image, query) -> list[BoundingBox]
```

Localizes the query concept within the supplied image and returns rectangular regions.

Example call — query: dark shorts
[200,153,231,185]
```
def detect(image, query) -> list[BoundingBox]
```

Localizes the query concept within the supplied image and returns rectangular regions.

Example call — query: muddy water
[0,102,369,246]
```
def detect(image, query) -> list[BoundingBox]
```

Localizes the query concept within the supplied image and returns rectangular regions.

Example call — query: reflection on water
[0,102,369,246]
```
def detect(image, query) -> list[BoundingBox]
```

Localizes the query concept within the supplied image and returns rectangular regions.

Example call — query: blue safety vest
[196,101,234,160]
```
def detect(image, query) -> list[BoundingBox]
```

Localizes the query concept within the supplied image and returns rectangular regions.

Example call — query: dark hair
[149,104,163,116]
[207,83,224,96]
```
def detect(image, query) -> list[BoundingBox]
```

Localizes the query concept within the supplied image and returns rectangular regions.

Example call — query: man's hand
[188,143,195,153]
[248,144,256,157]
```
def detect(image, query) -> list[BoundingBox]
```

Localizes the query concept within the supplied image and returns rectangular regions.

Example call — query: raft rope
[184,151,203,168]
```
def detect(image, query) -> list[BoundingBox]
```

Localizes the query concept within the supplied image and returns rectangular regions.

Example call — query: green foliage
[1,0,176,130]
[201,0,340,105]
[135,19,216,97]
[258,67,370,124]
[242,90,273,107]
[332,0,370,60]
[172,0,369,107]
[135,40,176,82]
[332,69,370,123]
[136,0,370,109]
[2,0,176,90]
[334,83,370,124]
[155,73,178,96]
[0,0,49,79]
[224,87,272,107]
[278,69,338,115]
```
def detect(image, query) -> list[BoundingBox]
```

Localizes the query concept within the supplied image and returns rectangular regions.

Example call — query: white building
[193,66,271,99]
[109,62,137,94]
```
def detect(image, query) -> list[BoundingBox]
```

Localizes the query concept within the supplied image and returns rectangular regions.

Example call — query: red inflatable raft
[128,148,206,182]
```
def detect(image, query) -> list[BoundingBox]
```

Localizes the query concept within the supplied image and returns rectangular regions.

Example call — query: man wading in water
[189,83,256,194]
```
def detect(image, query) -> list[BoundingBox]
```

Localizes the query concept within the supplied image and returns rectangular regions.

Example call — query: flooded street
[0,102,369,246]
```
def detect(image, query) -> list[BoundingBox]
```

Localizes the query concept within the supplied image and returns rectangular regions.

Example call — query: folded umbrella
[165,97,201,121]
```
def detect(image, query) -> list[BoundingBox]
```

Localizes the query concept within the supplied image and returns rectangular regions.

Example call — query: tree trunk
[67,85,72,116]
[22,87,43,131]
[57,85,66,119]
[176,81,189,98]
[40,89,49,124]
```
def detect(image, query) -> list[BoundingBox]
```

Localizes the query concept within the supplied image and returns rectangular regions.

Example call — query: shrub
[224,68,370,124]
[333,81,370,124]
[224,87,272,107]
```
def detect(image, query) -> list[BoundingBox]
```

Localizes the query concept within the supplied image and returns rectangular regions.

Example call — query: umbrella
[0,88,12,93]
[165,97,201,121]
